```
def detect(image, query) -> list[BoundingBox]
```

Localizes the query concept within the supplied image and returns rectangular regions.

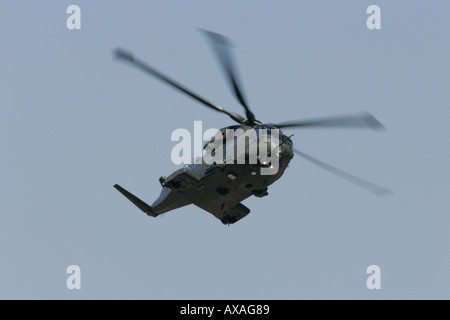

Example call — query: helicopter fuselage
[145,124,293,224]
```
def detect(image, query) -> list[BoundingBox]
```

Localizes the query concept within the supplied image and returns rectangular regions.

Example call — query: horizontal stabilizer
[114,184,157,217]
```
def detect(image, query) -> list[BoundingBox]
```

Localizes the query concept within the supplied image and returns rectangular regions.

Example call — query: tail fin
[114,184,157,217]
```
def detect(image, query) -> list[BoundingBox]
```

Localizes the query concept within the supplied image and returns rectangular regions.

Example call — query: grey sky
[1,1,449,299]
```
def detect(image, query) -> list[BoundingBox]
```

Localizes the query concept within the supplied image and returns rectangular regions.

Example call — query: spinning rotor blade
[200,29,257,126]
[113,48,246,125]
[293,148,391,196]
[275,112,385,130]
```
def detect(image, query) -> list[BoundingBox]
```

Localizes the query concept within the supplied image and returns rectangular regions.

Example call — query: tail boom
[114,184,157,217]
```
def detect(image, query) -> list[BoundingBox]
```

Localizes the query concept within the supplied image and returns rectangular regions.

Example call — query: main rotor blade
[274,112,385,130]
[293,148,391,196]
[113,48,246,125]
[199,29,256,126]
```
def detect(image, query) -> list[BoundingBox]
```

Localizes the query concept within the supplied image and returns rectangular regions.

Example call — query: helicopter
[113,29,390,225]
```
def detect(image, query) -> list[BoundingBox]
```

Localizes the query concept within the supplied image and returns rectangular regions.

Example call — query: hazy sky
[1,1,449,299]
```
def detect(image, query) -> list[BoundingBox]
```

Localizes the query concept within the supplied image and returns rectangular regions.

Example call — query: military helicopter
[113,29,390,225]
